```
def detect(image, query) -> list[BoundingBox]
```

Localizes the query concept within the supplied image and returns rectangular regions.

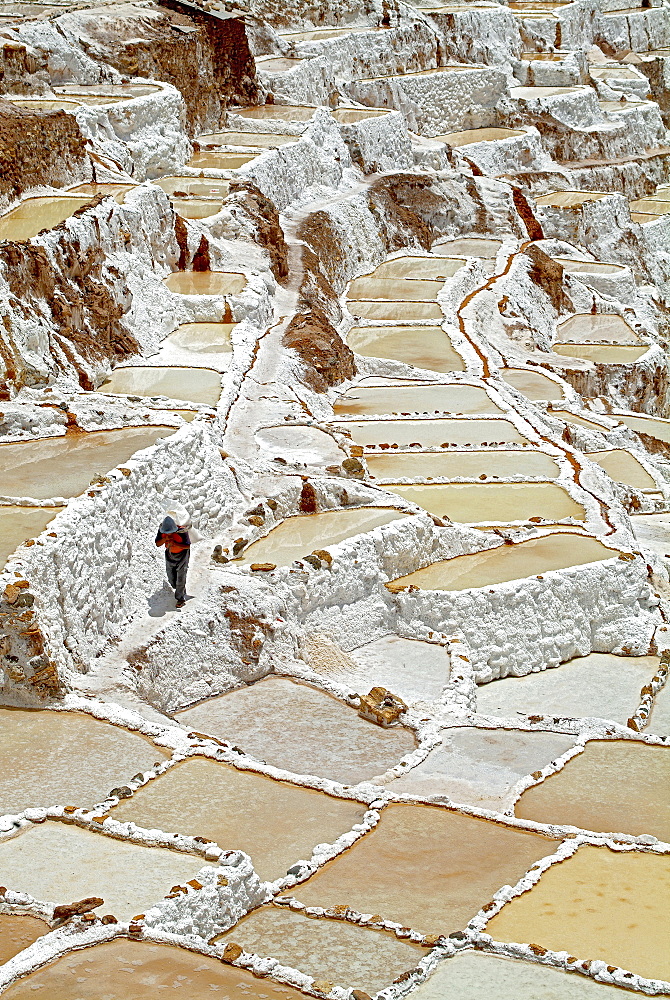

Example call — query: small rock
[250,563,276,572]
[222,942,243,963]
[53,897,104,921]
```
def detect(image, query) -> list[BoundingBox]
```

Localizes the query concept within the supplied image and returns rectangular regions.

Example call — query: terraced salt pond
[586,449,657,488]
[386,534,618,592]
[501,368,565,400]
[3,940,311,999]
[333,382,502,416]
[111,758,366,880]
[332,107,391,122]
[163,270,247,295]
[535,190,608,208]
[348,277,444,301]
[338,418,528,447]
[0,822,214,920]
[433,237,502,259]
[0,427,175,499]
[487,846,670,982]
[99,367,222,405]
[515,740,670,840]
[362,255,466,279]
[550,409,610,430]
[186,151,258,170]
[383,482,586,523]
[411,951,639,999]
[346,325,465,372]
[233,104,317,121]
[0,505,64,567]
[0,707,169,814]
[348,300,444,321]
[154,176,230,197]
[553,344,648,364]
[0,195,92,241]
[162,321,235,355]
[216,907,427,992]
[554,258,627,276]
[196,130,297,148]
[0,914,50,965]
[437,127,525,145]
[177,676,415,785]
[295,804,550,935]
[617,412,670,443]
[235,507,409,567]
[556,313,640,343]
[69,182,136,203]
[476,652,660,725]
[386,728,576,810]
[167,197,222,219]
[365,449,560,480]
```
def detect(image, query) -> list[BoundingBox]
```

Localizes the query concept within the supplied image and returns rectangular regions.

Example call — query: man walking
[155,514,191,608]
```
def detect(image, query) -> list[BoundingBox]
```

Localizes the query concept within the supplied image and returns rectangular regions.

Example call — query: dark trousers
[165,549,189,602]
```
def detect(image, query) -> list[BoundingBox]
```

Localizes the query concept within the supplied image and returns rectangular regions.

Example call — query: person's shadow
[147,586,195,618]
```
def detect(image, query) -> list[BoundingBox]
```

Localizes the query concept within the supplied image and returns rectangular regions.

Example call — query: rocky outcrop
[227,180,289,283]
[283,305,355,392]
[0,100,90,211]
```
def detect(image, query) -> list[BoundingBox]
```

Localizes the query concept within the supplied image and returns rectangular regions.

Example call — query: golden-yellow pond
[487,845,670,982]
[386,534,618,592]
[3,940,312,999]
[515,740,670,841]
[295,804,551,936]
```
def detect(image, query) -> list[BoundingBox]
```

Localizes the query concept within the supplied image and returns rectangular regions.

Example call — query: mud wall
[0,100,90,211]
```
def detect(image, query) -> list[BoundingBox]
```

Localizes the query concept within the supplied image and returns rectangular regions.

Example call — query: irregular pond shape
[236,507,410,567]
[534,190,608,207]
[0,506,64,568]
[554,258,626,275]
[348,277,444,301]
[501,368,565,400]
[332,107,390,121]
[476,652,660,725]
[630,198,670,215]
[0,913,51,965]
[386,728,576,811]
[349,634,452,703]
[186,151,258,169]
[347,324,465,372]
[617,413,670,443]
[111,758,367,881]
[168,197,222,219]
[197,130,298,147]
[515,739,670,840]
[69,182,137,203]
[163,271,247,295]
[154,175,230,197]
[0,707,169,815]
[333,383,501,416]
[586,449,656,489]
[550,409,609,430]
[3,939,311,999]
[0,427,175,500]
[630,512,670,562]
[432,237,502,258]
[557,314,640,344]
[338,418,528,447]
[386,534,619,592]
[365,449,560,480]
[163,321,236,354]
[410,950,637,999]
[553,344,648,364]
[257,57,304,73]
[348,300,444,321]
[0,822,214,920]
[234,104,317,121]
[437,127,525,145]
[99,366,221,406]
[0,196,92,241]
[368,256,466,279]
[487,845,670,982]
[382,482,586,523]
[215,906,428,992]
[295,803,552,935]
[648,678,670,737]
[177,676,415,785]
